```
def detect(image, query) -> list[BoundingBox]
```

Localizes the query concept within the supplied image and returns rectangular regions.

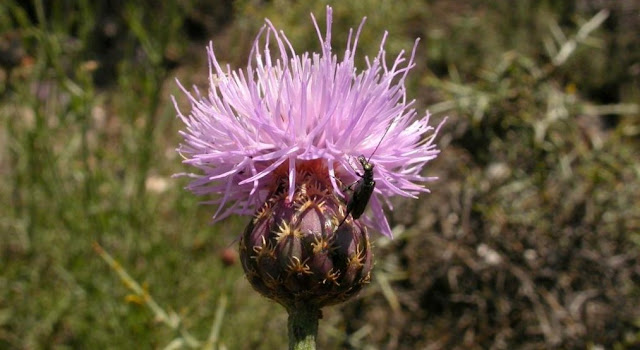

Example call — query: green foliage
[1,0,638,349]
[1,0,283,348]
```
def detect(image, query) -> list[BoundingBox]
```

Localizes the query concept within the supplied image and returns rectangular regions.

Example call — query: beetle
[336,120,394,230]
[336,155,376,229]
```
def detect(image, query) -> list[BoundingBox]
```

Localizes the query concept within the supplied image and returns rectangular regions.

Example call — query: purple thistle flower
[173,6,444,238]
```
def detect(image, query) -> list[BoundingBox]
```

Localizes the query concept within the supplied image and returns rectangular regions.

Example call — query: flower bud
[239,161,373,308]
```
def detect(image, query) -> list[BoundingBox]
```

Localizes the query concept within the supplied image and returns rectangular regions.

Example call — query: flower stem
[287,303,320,350]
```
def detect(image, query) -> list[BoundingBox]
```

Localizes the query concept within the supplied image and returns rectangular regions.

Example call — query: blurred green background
[1,0,639,349]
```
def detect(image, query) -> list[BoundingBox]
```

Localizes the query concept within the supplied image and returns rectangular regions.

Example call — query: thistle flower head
[174,6,443,238]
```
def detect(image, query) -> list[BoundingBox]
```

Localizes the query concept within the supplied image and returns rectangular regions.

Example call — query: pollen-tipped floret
[240,160,372,308]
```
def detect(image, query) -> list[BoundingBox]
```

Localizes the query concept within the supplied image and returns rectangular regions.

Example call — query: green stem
[287,303,320,350]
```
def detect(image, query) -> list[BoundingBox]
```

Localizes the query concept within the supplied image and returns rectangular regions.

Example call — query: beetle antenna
[367,117,395,162]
